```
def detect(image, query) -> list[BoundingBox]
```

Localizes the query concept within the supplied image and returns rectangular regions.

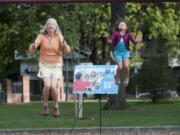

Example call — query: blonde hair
[40,18,62,35]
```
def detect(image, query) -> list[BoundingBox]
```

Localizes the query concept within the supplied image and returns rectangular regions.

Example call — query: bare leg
[123,58,130,86]
[50,77,59,108]
[43,77,51,106]
[42,77,51,116]
[50,77,60,117]
[116,61,123,83]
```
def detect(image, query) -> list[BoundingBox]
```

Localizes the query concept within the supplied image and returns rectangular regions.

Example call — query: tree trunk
[104,3,129,110]
[102,37,109,64]
[111,3,126,26]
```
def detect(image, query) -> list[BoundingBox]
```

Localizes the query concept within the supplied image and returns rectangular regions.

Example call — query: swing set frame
[0,0,178,3]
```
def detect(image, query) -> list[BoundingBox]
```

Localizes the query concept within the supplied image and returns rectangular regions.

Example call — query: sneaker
[53,107,60,117]
[114,75,120,85]
[42,105,49,116]
[124,80,129,87]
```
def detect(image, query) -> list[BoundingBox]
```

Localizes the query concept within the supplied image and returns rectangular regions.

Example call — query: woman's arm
[107,32,116,44]
[63,41,71,55]
[129,33,142,44]
[29,35,41,53]
[129,33,138,44]
[29,43,37,53]
[58,34,71,55]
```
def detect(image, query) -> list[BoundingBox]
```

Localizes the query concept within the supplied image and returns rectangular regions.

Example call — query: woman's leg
[50,77,60,117]
[43,77,51,106]
[123,58,130,85]
[50,77,59,108]
[42,77,51,116]
[116,61,123,83]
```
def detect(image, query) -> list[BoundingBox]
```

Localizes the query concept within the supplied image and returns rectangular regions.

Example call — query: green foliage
[0,4,28,73]
[142,3,179,56]
[0,2,179,78]
[126,2,180,58]
[0,3,111,74]
[125,3,180,103]
[135,41,177,103]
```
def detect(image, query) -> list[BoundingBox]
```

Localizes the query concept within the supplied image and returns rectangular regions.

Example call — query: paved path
[0,126,180,135]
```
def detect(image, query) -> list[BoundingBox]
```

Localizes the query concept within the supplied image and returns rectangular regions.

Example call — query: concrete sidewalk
[0,126,180,135]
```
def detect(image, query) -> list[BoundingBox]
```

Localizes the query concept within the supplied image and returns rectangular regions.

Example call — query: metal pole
[99,95,102,135]
[77,24,83,118]
[0,0,174,4]
[63,4,69,101]
[78,94,83,118]
[66,59,69,101]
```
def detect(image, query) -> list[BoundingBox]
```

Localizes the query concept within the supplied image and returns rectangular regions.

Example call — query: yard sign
[73,65,118,94]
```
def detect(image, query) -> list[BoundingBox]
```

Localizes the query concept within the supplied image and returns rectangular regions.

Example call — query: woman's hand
[29,43,37,53]
[107,39,112,44]
[136,35,143,43]
[110,51,114,61]
[63,44,71,55]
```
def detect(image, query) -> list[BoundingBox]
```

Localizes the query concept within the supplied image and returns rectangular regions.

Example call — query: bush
[135,45,176,103]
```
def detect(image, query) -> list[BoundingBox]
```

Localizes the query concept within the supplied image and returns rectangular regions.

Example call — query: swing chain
[26,3,35,41]
[132,3,147,57]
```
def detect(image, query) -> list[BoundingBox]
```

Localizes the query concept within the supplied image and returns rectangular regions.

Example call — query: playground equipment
[0,0,177,3]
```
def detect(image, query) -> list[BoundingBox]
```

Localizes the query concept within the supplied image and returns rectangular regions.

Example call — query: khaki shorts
[37,63,63,79]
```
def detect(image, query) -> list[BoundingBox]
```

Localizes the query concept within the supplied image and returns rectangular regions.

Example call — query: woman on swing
[29,18,71,117]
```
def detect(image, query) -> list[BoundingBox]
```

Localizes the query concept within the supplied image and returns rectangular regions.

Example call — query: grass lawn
[0,98,180,129]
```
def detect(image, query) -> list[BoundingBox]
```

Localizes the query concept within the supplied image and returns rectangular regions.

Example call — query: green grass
[0,99,180,129]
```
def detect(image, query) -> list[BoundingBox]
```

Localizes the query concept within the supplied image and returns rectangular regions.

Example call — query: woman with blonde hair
[29,18,71,117]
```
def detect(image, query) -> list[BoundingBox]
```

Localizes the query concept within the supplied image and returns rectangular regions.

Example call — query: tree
[136,40,176,103]
[104,3,130,110]
[0,3,111,69]
[0,4,32,78]
[127,3,180,103]
[0,3,83,77]
[0,2,179,103]
[104,2,180,106]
